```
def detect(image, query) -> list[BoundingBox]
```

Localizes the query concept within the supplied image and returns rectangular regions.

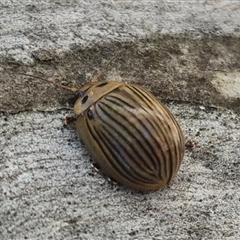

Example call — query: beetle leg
[185,139,197,149]
[63,116,76,126]
[108,177,118,185]
[91,162,101,172]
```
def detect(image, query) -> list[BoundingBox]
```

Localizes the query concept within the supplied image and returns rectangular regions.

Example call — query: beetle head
[74,81,124,116]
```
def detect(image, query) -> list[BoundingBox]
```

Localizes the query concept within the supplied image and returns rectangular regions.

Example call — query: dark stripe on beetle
[103,94,168,175]
[127,85,178,180]
[84,105,156,184]
[96,123,157,184]
[117,86,173,161]
[97,100,158,172]
[104,95,166,175]
[165,112,184,182]
[151,101,183,183]
[85,115,101,145]
[168,111,184,166]
[96,102,161,183]
[164,113,180,183]
[99,107,163,182]
[125,85,180,181]
[93,125,140,184]
[107,95,137,110]
[125,85,156,110]
[97,100,164,182]
[127,86,177,180]
[87,111,157,184]
[85,116,136,183]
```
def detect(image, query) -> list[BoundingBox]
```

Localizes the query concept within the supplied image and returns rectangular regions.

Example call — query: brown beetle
[21,56,185,191]
[73,80,185,191]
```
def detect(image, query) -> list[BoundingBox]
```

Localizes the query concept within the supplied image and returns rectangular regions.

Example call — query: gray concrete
[1,1,240,240]
[1,0,240,63]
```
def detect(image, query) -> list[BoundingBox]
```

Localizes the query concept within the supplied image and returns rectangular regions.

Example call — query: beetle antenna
[91,50,124,83]
[19,73,78,92]
[19,50,123,89]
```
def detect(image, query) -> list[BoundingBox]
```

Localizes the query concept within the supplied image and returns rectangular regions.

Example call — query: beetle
[21,56,185,191]
[73,80,185,191]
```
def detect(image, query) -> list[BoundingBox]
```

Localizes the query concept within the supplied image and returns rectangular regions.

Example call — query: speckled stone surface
[1,1,240,239]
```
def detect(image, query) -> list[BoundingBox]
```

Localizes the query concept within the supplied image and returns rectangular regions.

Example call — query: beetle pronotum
[21,53,185,191]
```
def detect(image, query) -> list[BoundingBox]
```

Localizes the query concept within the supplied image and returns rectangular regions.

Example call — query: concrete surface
[1,1,240,240]
[1,0,240,63]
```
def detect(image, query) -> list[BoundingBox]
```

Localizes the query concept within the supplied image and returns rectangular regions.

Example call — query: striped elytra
[74,81,185,191]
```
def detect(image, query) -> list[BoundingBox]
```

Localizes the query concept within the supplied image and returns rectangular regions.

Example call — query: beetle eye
[75,90,84,99]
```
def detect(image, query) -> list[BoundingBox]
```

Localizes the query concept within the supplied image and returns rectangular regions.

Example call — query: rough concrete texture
[1,1,240,240]
[1,0,240,63]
